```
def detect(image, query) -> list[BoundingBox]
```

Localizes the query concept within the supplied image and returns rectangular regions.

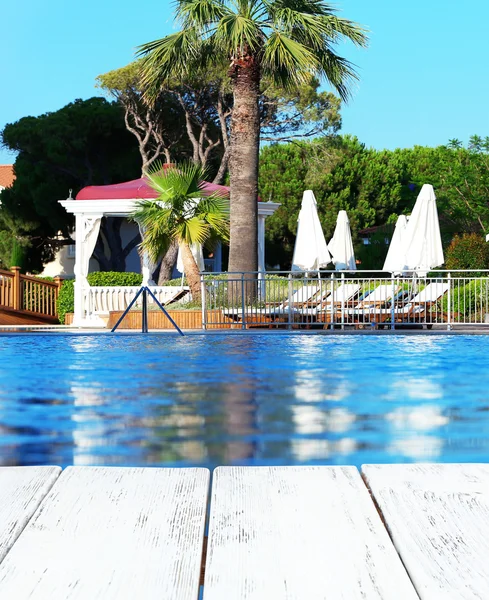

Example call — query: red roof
[0,165,15,189]
[76,177,230,200]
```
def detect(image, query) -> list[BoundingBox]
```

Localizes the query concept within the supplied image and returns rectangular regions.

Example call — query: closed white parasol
[383,215,409,273]
[402,184,444,276]
[291,190,331,272]
[328,210,356,271]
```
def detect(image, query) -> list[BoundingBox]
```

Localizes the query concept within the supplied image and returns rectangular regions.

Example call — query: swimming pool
[0,333,488,468]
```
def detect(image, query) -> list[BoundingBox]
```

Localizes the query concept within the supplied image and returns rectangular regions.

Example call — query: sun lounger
[223,283,331,326]
[360,281,451,327]
[305,283,362,324]
[343,284,401,325]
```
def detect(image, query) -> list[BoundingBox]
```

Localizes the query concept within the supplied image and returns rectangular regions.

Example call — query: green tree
[98,61,341,187]
[402,140,489,235]
[137,0,367,275]
[96,62,191,173]
[259,137,414,268]
[0,98,141,272]
[132,162,229,301]
[445,233,489,271]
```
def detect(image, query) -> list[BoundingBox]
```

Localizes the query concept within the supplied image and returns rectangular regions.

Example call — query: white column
[258,215,266,298]
[73,214,102,326]
[137,224,157,286]
[258,215,266,273]
[73,214,85,326]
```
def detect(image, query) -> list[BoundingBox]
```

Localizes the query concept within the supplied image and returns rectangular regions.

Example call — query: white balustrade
[84,286,190,317]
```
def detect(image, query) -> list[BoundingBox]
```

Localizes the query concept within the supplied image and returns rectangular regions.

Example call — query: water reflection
[0,334,489,467]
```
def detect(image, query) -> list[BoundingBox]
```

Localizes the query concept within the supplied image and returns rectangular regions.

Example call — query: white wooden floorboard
[0,466,61,564]
[363,463,489,600]
[0,466,210,600]
[204,466,419,600]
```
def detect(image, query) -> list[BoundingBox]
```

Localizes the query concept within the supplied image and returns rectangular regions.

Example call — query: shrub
[57,271,143,324]
[441,279,489,319]
[10,239,26,271]
[445,233,489,273]
[57,279,74,324]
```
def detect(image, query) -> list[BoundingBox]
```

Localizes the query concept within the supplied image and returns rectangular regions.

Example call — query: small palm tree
[133,162,230,302]
[138,0,368,275]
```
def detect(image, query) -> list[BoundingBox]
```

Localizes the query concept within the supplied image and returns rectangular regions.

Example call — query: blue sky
[1,0,488,164]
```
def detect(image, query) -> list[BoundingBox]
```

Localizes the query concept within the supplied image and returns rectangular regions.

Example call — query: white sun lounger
[223,284,331,321]
[361,281,451,324]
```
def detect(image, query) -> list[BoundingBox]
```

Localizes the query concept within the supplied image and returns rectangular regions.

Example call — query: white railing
[85,285,190,315]
[201,270,489,330]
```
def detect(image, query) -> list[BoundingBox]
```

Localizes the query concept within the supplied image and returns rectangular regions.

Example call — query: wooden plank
[0,466,210,600]
[204,466,419,599]
[362,463,489,600]
[0,466,61,563]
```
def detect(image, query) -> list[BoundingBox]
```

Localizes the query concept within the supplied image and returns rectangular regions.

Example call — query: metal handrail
[111,286,184,335]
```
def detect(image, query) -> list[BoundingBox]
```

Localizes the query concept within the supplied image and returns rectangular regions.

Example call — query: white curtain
[79,216,102,281]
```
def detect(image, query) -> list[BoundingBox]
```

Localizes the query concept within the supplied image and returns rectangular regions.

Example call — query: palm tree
[133,162,229,302]
[138,0,367,275]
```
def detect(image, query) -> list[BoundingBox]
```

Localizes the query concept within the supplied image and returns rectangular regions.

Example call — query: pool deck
[1,324,489,335]
[0,464,487,599]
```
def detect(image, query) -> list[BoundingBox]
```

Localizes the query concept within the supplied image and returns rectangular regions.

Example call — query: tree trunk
[180,241,201,303]
[228,54,260,275]
[157,239,179,284]
[213,145,230,184]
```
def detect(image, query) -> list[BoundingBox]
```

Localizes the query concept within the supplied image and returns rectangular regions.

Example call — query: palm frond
[268,7,331,47]
[176,0,230,28]
[177,216,211,245]
[195,195,230,241]
[315,15,368,48]
[262,32,319,87]
[132,161,230,261]
[315,49,359,101]
[145,161,208,200]
[133,201,173,262]
[215,13,263,53]
[137,30,203,100]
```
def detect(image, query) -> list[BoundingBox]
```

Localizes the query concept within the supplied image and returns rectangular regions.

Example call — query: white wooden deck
[363,463,489,600]
[0,466,60,562]
[0,466,209,600]
[0,464,486,599]
[204,466,418,599]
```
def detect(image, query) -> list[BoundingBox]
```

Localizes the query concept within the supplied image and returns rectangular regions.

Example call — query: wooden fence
[0,267,62,321]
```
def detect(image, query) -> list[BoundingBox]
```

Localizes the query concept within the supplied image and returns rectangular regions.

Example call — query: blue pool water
[1,333,489,468]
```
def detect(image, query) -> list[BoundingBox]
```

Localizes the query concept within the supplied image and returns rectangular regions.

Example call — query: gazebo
[59,177,280,326]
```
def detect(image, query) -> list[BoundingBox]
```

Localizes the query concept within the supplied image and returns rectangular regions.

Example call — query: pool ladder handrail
[111,286,184,336]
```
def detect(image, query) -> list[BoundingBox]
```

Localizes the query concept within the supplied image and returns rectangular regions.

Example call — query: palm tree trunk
[228,54,260,275]
[157,240,179,285]
[180,241,202,303]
